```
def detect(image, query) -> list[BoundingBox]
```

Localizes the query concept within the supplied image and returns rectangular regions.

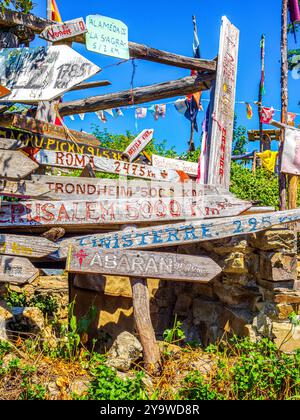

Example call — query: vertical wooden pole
[258,35,265,154]
[278,0,288,211]
[252,151,257,173]
[131,277,161,375]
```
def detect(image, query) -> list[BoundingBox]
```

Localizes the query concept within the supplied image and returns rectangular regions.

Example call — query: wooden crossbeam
[59,74,214,116]
[248,129,281,141]
[0,9,216,73]
[69,80,111,92]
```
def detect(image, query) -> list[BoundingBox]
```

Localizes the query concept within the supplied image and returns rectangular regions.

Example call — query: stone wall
[1,228,300,352]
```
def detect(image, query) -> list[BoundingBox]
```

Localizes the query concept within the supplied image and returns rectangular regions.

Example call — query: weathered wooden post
[131,277,162,375]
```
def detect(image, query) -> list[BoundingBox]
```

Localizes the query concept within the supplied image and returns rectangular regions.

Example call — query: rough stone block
[223,252,248,274]
[260,252,297,282]
[249,229,297,252]
[192,299,221,325]
[272,322,300,352]
[213,280,260,308]
[174,294,192,317]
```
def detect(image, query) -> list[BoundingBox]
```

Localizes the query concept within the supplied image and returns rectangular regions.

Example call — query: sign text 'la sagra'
[86,15,130,60]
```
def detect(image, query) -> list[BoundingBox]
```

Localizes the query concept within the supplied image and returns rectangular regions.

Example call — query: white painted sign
[40,18,87,43]
[282,127,300,175]
[206,17,239,188]
[0,46,100,102]
[124,129,154,162]
[86,14,130,60]
[152,154,198,177]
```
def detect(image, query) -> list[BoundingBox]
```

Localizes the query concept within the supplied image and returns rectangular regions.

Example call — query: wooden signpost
[123,129,154,162]
[0,46,100,102]
[56,208,300,260]
[206,17,239,189]
[32,150,187,182]
[0,126,149,163]
[67,247,222,283]
[0,150,38,179]
[0,179,49,199]
[0,255,39,284]
[151,154,198,177]
[0,85,11,98]
[0,115,101,146]
[40,18,87,43]
[0,192,251,228]
[0,234,58,258]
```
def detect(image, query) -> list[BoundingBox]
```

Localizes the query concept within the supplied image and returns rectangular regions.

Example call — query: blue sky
[33,0,299,154]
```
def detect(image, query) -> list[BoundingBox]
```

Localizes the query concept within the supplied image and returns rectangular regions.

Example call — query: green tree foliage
[0,0,33,13]
[232,115,247,156]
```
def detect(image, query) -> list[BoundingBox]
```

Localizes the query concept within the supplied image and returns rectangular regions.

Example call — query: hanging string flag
[154,104,167,120]
[79,114,85,121]
[289,0,300,24]
[197,104,210,184]
[257,150,278,173]
[260,106,275,124]
[288,112,297,127]
[135,107,147,119]
[115,108,124,117]
[69,115,75,121]
[246,103,253,119]
[260,35,266,97]
[174,98,188,115]
[95,111,107,123]
[104,109,114,118]
[51,0,62,23]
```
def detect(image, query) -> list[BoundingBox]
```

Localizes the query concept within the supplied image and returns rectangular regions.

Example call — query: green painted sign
[86,15,130,60]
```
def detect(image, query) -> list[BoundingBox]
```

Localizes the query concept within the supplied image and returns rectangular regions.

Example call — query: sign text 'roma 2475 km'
[67,247,222,283]
[0,46,100,102]
[86,14,130,60]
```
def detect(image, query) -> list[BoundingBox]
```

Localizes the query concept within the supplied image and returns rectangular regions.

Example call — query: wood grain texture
[0,194,251,228]
[131,277,162,375]
[0,114,100,146]
[33,150,184,182]
[0,178,50,199]
[123,129,154,162]
[59,74,214,117]
[0,255,39,284]
[0,234,58,258]
[206,17,239,189]
[39,18,87,43]
[66,247,222,283]
[56,208,300,260]
[151,154,198,177]
[0,150,38,179]
[0,125,147,163]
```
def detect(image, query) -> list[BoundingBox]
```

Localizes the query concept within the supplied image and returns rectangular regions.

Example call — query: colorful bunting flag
[79,113,85,121]
[288,112,297,127]
[246,103,253,120]
[154,104,166,120]
[260,107,275,124]
[115,108,124,117]
[289,0,300,24]
[95,111,107,123]
[135,107,147,119]
[104,109,114,118]
[69,115,75,121]
[174,98,188,115]
[257,150,278,173]
[197,104,210,184]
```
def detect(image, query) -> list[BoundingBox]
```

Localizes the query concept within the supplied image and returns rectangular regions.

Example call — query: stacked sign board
[0,14,299,297]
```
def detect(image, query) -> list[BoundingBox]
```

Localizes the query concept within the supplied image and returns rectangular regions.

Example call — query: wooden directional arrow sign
[32,150,185,182]
[0,194,251,228]
[0,234,58,258]
[152,154,198,177]
[40,18,87,43]
[0,150,38,179]
[123,129,154,162]
[0,256,39,284]
[0,115,101,146]
[0,46,100,102]
[56,208,300,260]
[66,247,222,283]
[0,126,148,164]
[0,179,50,199]
[0,85,11,98]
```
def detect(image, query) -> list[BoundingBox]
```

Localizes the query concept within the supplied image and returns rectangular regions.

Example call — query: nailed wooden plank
[67,247,222,283]
[151,155,198,177]
[29,176,233,201]
[69,80,111,91]
[59,74,214,117]
[206,17,239,189]
[0,126,148,163]
[39,18,87,43]
[0,9,216,73]
[123,129,154,162]
[0,114,100,146]
[0,256,39,284]
[0,193,251,228]
[0,178,49,199]
[32,150,185,182]
[0,46,100,103]
[0,85,11,98]
[0,150,38,179]
[0,137,24,150]
[0,234,58,258]
[56,209,300,260]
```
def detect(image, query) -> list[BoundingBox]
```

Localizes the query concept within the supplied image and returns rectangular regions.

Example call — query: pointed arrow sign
[0,256,39,284]
[0,150,39,179]
[66,247,222,284]
[0,234,58,258]
[0,46,100,102]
